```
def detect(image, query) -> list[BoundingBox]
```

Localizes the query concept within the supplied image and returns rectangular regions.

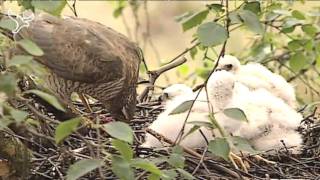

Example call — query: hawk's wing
[17,13,141,84]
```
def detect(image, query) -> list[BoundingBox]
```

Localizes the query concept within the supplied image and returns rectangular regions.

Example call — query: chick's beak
[215,65,232,72]
[159,92,169,102]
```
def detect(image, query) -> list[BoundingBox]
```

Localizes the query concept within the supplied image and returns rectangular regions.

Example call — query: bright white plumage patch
[161,84,210,115]
[142,70,302,153]
[161,84,194,113]
[142,85,211,148]
[141,111,213,148]
[162,84,193,101]
[207,70,302,152]
[216,55,297,108]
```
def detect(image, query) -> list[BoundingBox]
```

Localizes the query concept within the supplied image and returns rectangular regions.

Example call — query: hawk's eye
[225,64,233,70]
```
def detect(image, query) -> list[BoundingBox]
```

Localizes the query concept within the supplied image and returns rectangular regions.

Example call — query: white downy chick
[141,111,214,148]
[160,84,193,112]
[206,70,268,136]
[206,70,302,152]
[140,84,213,148]
[162,84,193,102]
[162,84,210,115]
[216,55,297,108]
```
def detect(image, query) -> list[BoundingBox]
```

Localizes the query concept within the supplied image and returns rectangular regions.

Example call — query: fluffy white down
[141,112,213,148]
[162,84,210,115]
[162,84,193,100]
[142,70,302,152]
[161,84,194,113]
[207,70,302,152]
[216,55,297,108]
[142,85,212,148]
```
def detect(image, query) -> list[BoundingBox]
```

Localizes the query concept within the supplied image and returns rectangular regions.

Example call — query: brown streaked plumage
[13,13,141,121]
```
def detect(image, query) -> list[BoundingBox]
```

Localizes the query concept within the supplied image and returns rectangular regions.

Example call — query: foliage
[223,108,248,122]
[17,0,67,16]
[102,121,134,144]
[55,117,82,144]
[174,1,320,105]
[0,1,319,179]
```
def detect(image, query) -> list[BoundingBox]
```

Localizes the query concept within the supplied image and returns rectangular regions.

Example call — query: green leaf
[302,24,318,37]
[196,68,211,79]
[223,108,248,122]
[148,173,160,180]
[208,138,230,161]
[229,11,242,25]
[182,10,209,32]
[305,40,314,51]
[17,0,34,10]
[0,73,17,96]
[197,22,228,46]
[25,118,40,127]
[289,52,307,72]
[132,159,163,176]
[229,136,257,154]
[175,11,194,22]
[187,121,215,129]
[168,153,185,168]
[292,10,305,20]
[273,9,291,16]
[281,26,295,33]
[267,3,282,11]
[10,109,28,123]
[17,39,44,56]
[189,46,198,60]
[316,56,320,70]
[238,10,264,34]
[111,139,133,162]
[66,159,104,180]
[55,117,81,144]
[283,18,304,29]
[161,169,178,180]
[111,155,134,180]
[113,8,123,18]
[207,4,224,13]
[266,12,278,21]
[0,116,12,128]
[181,125,200,141]
[24,90,65,112]
[169,100,194,115]
[178,64,189,76]
[288,40,303,51]
[177,168,196,180]
[113,0,127,18]
[0,19,16,31]
[32,0,67,16]
[172,146,184,154]
[102,122,133,144]
[8,55,33,67]
[243,1,261,15]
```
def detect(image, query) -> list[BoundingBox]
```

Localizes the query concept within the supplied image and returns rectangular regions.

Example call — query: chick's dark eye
[225,64,233,70]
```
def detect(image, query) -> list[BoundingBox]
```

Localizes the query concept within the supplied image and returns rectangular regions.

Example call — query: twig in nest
[139,57,187,102]
[144,128,242,179]
[145,128,203,158]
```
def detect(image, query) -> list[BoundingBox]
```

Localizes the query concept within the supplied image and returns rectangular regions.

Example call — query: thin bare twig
[139,57,187,102]
[67,0,78,17]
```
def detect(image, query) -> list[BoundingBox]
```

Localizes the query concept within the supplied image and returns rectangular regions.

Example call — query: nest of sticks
[1,88,319,180]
